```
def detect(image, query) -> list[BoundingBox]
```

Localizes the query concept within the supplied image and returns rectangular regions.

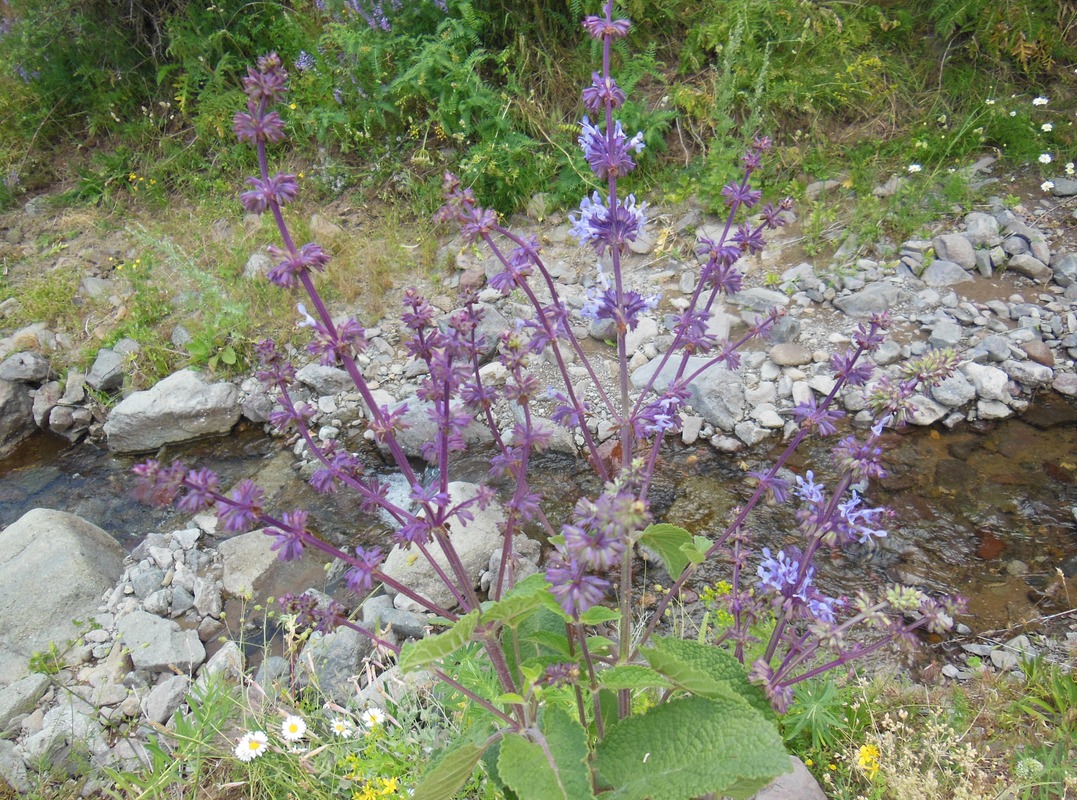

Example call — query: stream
[1,398,1075,635]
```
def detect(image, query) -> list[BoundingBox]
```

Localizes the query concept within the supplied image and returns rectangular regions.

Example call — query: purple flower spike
[789,396,844,436]
[546,555,610,618]
[569,192,647,255]
[177,468,220,512]
[268,525,304,562]
[242,60,288,104]
[233,106,286,144]
[217,479,265,532]
[582,72,626,111]
[579,117,644,180]
[345,546,383,594]
[581,15,631,39]
[240,173,299,214]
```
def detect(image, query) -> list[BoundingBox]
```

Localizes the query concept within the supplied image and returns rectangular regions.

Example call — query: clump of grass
[6,262,83,330]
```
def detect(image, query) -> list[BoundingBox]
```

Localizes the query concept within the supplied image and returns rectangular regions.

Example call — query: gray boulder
[217,528,334,605]
[1007,254,1051,283]
[0,352,51,384]
[85,348,126,393]
[298,625,374,704]
[728,287,790,313]
[0,674,48,733]
[922,260,973,287]
[116,610,205,674]
[932,234,976,270]
[1049,177,1077,197]
[963,362,1010,402]
[388,398,494,459]
[832,283,905,317]
[0,510,125,687]
[0,739,29,793]
[1051,253,1077,287]
[381,482,506,612]
[0,379,33,458]
[928,319,963,349]
[1000,359,1053,388]
[906,394,948,426]
[295,364,353,396]
[631,356,745,431]
[141,674,190,724]
[931,372,976,408]
[14,698,109,776]
[218,530,279,598]
[963,212,1000,247]
[103,368,241,453]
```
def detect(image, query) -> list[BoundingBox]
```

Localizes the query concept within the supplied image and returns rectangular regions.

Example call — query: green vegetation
[0,0,1072,387]
[0,0,1073,213]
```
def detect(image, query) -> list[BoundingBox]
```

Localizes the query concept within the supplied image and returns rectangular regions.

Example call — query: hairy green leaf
[497,708,595,800]
[598,665,672,692]
[679,535,713,565]
[595,696,790,800]
[398,610,480,673]
[641,637,774,719]
[639,523,693,579]
[412,731,492,800]
[578,605,620,625]
[482,573,553,626]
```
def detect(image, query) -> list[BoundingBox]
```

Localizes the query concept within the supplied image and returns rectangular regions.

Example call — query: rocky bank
[0,163,1076,794]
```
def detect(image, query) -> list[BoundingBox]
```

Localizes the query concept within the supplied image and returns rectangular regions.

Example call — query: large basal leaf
[641,637,774,719]
[638,523,693,580]
[594,696,790,800]
[412,731,492,800]
[398,610,480,673]
[497,708,595,800]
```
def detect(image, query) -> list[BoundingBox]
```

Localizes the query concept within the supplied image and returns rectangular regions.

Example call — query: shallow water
[1,399,1075,634]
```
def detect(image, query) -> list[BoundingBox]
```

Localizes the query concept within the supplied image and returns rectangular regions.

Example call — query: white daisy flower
[281,715,307,742]
[1039,153,1053,164]
[985,98,996,105]
[1041,181,1055,192]
[235,731,269,762]
[1009,110,1017,117]
[907,163,922,174]
[1032,96,1049,106]
[1042,123,1053,132]
[1066,162,1075,176]
[331,718,354,738]
[361,707,386,729]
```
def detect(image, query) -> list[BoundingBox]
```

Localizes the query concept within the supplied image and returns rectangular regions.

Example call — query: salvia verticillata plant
[135,3,964,797]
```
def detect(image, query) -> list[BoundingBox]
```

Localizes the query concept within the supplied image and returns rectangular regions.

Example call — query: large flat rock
[103,368,241,453]
[0,509,125,686]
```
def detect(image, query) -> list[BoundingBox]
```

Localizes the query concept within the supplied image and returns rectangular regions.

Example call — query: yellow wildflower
[857,743,880,779]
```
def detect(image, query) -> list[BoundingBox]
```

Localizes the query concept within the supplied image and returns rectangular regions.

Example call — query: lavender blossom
[216,479,265,532]
[579,117,644,179]
[294,51,315,72]
[569,192,647,255]
[240,173,299,214]
[344,547,383,594]
[582,72,626,111]
[546,555,610,618]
